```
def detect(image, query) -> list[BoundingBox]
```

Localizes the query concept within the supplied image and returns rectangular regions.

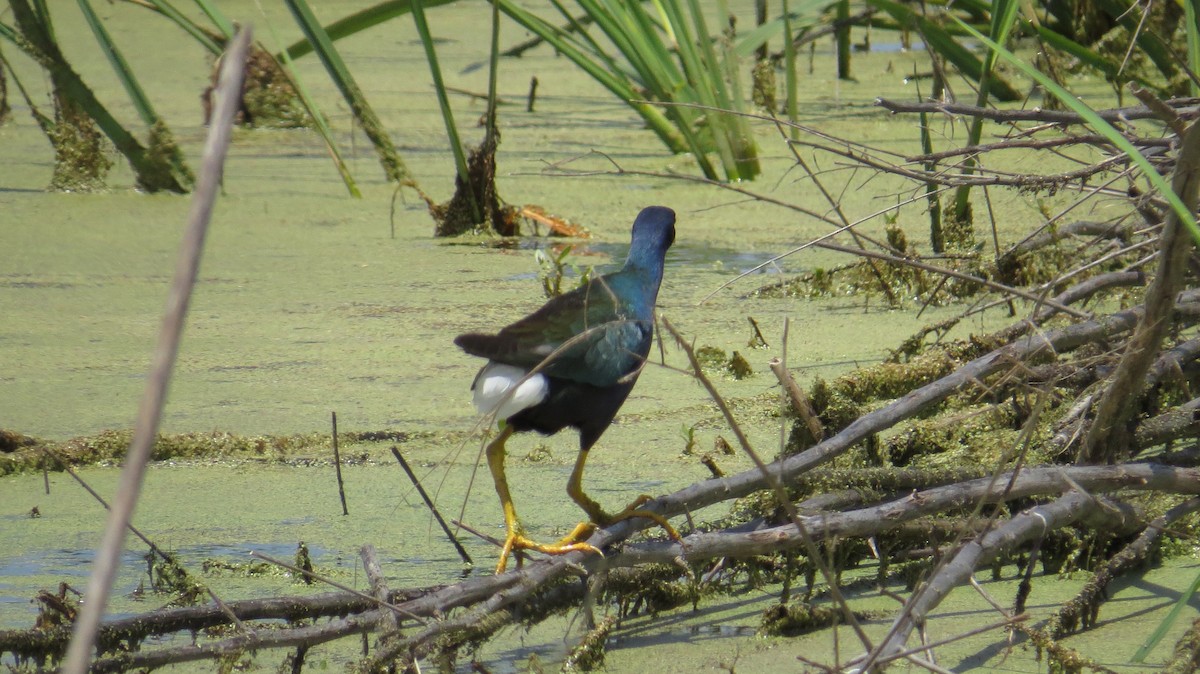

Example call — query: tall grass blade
[614,0,721,178]
[485,0,500,138]
[835,0,850,79]
[950,0,1021,228]
[188,0,235,39]
[76,0,155,124]
[1132,566,1200,662]
[410,0,480,223]
[283,0,409,184]
[1031,25,1145,87]
[1185,0,1200,97]
[77,0,193,187]
[725,4,759,177]
[258,5,361,197]
[0,43,54,133]
[1092,0,1183,89]
[866,0,1020,101]
[782,0,798,139]
[5,0,190,192]
[956,19,1200,245]
[494,0,693,158]
[733,0,826,59]
[279,0,457,62]
[135,0,224,54]
[497,0,756,180]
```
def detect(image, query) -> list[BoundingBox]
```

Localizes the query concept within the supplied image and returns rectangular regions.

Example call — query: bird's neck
[620,256,664,295]
[624,242,666,277]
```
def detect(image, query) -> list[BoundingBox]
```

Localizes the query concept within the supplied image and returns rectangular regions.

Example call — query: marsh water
[0,1,1194,671]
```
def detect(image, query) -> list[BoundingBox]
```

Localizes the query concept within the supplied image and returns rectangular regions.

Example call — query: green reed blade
[494,0,694,158]
[7,0,189,191]
[279,0,457,62]
[258,6,362,198]
[132,0,223,55]
[76,0,156,125]
[283,0,409,184]
[1132,566,1200,662]
[410,0,479,223]
[957,19,1200,246]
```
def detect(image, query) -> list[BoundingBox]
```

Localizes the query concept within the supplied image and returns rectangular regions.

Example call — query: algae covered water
[1,1,1192,671]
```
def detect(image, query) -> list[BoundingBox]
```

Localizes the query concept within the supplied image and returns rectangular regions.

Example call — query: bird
[455,205,677,572]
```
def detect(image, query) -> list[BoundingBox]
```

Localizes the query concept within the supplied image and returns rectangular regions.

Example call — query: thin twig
[249,551,426,624]
[391,446,473,566]
[768,357,824,447]
[61,27,252,674]
[331,411,348,516]
[659,316,874,651]
[815,239,1090,318]
[39,446,248,633]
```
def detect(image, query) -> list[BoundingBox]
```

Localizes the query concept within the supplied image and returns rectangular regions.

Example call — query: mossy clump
[607,564,707,617]
[694,346,755,379]
[751,59,776,112]
[760,601,882,637]
[0,429,39,453]
[841,337,997,403]
[146,552,205,607]
[695,345,728,371]
[48,95,111,193]
[200,559,277,577]
[139,120,195,194]
[806,376,864,434]
[562,615,617,672]
[427,133,521,237]
[0,428,431,477]
[884,404,1030,468]
[234,47,311,129]
[940,201,977,252]
[728,351,754,379]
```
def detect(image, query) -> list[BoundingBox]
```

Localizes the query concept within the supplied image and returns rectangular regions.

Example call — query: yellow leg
[567,450,681,541]
[486,425,602,573]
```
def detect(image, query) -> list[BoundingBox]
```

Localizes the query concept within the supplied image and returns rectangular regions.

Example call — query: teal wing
[454,274,653,386]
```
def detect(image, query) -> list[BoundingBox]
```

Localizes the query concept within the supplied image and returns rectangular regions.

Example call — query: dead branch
[1083,121,1200,463]
[876,97,1200,125]
[907,134,1174,164]
[987,270,1147,343]
[652,290,1200,525]
[89,612,376,674]
[865,491,1132,667]
[1044,496,1200,639]
[999,220,1133,267]
[788,135,1128,190]
[603,463,1200,568]
[12,287,1200,670]
[770,357,825,449]
[1133,396,1200,449]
